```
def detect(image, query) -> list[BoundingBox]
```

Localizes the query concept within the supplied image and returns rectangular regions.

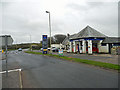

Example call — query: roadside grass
[25,51,120,70]
[2,49,17,51]
[8,49,17,51]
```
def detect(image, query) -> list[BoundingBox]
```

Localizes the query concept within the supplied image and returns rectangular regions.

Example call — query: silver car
[18,48,22,51]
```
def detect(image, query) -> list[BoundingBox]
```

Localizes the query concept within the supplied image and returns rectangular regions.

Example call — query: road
[2,51,118,88]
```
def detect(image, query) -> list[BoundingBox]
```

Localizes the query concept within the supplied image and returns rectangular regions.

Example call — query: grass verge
[25,51,120,70]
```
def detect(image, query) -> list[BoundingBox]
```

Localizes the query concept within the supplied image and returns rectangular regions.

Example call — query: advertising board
[42,35,48,54]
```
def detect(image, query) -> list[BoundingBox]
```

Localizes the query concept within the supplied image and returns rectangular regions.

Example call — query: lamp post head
[46,11,50,13]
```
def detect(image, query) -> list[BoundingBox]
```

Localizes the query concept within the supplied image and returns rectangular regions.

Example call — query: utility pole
[30,35,31,51]
[16,40,17,50]
[5,35,8,77]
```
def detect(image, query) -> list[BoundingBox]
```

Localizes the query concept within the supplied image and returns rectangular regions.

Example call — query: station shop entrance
[86,40,99,53]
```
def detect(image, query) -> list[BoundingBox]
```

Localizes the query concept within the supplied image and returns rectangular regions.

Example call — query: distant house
[62,26,120,54]
[51,44,61,49]
[62,34,77,50]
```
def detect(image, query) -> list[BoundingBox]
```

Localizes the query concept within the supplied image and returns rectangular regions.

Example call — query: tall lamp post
[46,11,52,54]
[29,34,32,51]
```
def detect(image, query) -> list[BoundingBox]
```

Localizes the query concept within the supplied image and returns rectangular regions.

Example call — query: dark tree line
[47,34,66,47]
[7,34,66,50]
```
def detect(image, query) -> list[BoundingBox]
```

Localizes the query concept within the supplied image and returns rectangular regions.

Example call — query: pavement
[2,72,20,88]
[0,52,2,89]
[0,60,2,90]
[1,50,118,88]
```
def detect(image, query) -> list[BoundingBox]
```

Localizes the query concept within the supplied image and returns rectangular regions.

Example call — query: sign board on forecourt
[42,35,48,54]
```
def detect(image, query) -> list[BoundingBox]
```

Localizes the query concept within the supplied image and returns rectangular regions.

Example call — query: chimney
[67,33,70,37]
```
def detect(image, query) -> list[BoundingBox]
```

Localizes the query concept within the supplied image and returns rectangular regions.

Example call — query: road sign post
[59,49,63,56]
[5,35,8,77]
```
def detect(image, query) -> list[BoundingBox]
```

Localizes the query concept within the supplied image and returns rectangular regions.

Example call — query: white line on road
[0,69,21,74]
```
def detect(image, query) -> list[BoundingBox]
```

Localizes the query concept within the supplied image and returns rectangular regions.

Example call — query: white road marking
[0,69,22,74]
[0,68,23,88]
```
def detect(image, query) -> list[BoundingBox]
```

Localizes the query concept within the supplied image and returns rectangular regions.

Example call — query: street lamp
[29,34,32,51]
[46,11,52,54]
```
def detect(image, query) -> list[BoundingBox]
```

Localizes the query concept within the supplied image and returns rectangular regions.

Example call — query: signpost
[42,35,48,54]
[59,49,63,56]
[0,35,13,77]
[5,35,8,76]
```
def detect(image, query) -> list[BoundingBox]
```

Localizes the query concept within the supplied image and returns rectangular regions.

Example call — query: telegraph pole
[29,35,31,51]
[5,35,8,77]
[16,40,17,50]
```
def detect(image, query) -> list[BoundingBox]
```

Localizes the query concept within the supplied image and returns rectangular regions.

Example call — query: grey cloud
[0,1,118,43]
[86,2,104,8]
[67,3,89,11]
[66,2,104,12]
[66,2,118,35]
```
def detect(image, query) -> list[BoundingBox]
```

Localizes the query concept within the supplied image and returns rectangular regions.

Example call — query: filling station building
[62,26,120,54]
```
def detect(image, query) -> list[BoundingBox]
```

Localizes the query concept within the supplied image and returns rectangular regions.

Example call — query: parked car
[47,48,51,51]
[40,48,43,51]
[67,49,70,53]
[18,48,22,51]
[52,47,59,52]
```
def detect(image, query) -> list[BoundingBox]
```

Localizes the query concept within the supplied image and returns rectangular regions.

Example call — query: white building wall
[69,42,72,52]
[98,40,102,52]
[69,39,110,54]
[51,44,60,48]
[73,41,76,53]
[88,40,92,54]
[79,42,82,53]
[82,40,86,53]
[99,45,109,53]
[98,41,109,53]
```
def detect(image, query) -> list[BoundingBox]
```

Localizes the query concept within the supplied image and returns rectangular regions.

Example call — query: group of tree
[40,34,66,47]
[6,43,42,50]
[7,34,66,50]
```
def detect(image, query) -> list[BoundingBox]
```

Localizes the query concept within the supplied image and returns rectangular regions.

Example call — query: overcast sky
[0,0,119,44]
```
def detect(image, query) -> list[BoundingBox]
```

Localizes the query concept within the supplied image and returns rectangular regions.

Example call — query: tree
[53,34,66,44]
[40,34,66,47]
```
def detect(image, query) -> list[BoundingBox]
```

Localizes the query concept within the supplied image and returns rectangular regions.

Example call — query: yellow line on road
[19,70,23,89]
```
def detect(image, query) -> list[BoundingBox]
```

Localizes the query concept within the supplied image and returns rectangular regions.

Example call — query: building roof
[62,26,117,45]
[70,26,107,39]
[62,34,77,45]
[102,37,120,43]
